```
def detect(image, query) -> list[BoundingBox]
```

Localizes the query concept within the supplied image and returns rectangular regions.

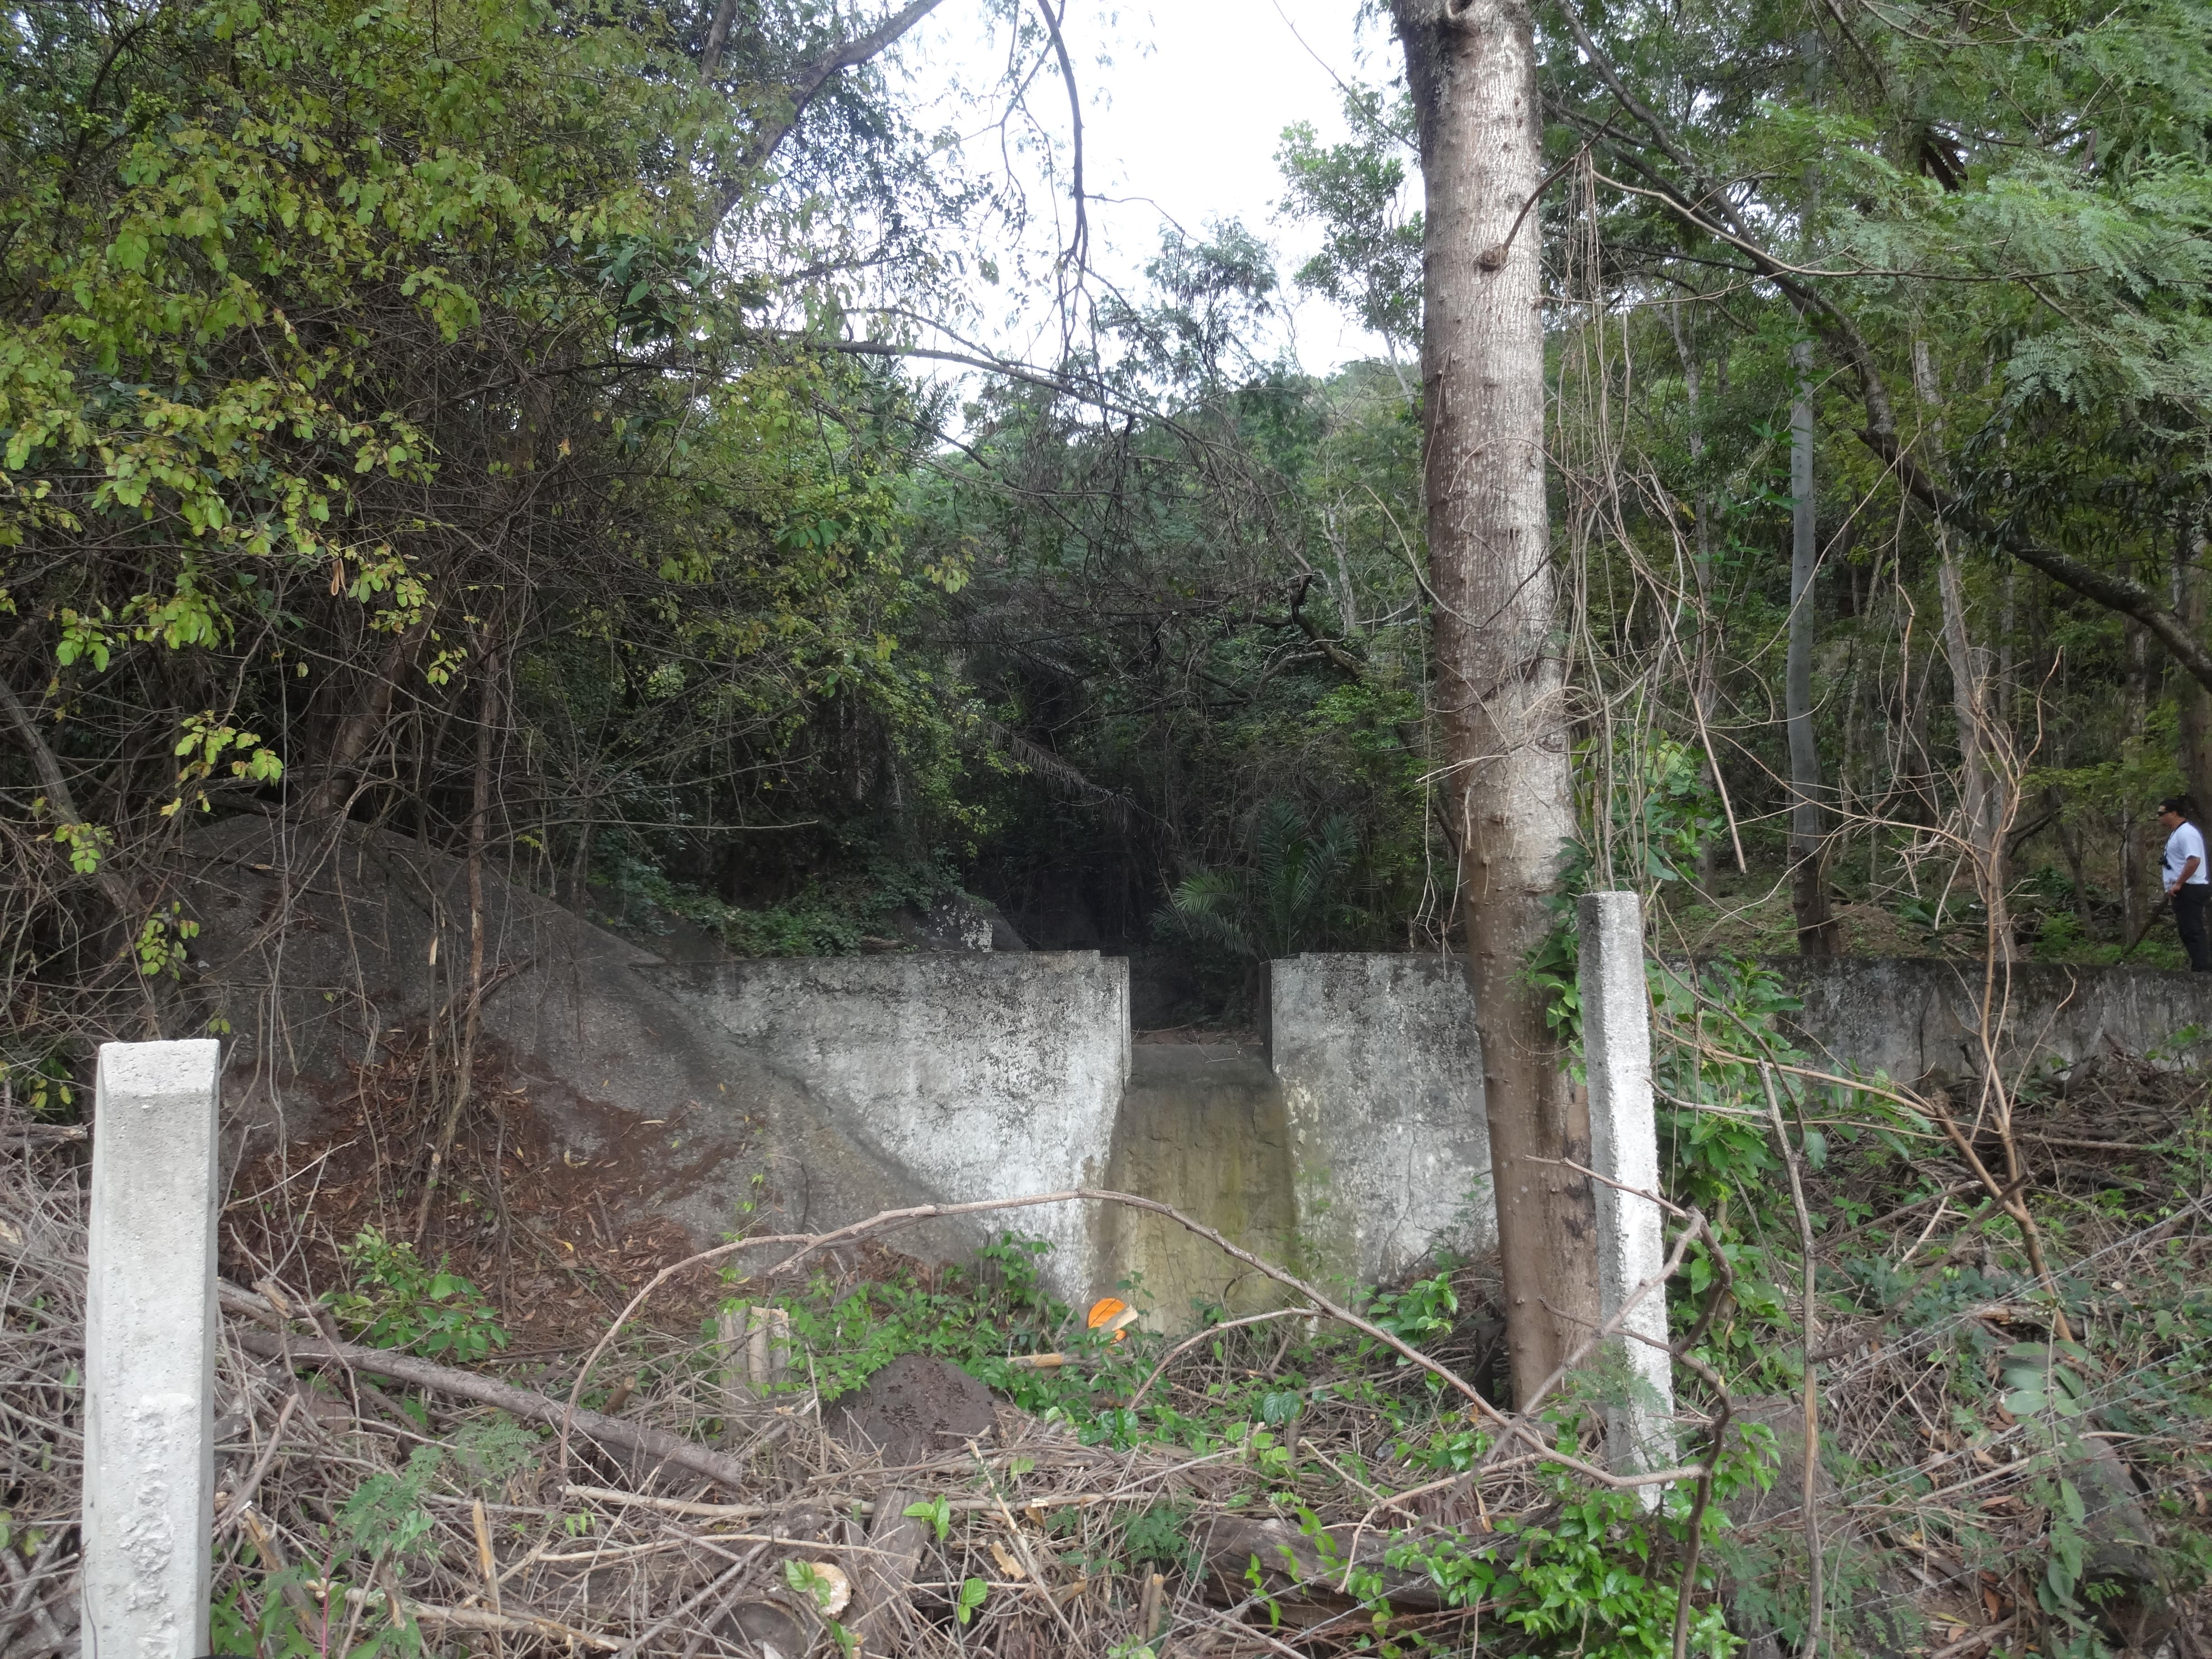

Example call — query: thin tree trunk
[304,617,429,820]
[1936,547,2013,959]
[1914,341,2012,960]
[1787,341,1839,954]
[2175,513,2212,814]
[1392,0,1598,1403]
[0,669,169,1036]
[415,630,502,1244]
[2122,585,2149,946]
[2049,787,2095,941]
[1996,562,2016,732]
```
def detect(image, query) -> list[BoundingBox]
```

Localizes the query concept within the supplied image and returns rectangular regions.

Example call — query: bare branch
[711,0,950,225]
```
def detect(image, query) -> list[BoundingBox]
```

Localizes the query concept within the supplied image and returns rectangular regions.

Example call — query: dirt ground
[224,1032,727,1354]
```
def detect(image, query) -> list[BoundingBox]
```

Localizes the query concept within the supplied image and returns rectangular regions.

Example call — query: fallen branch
[555,1189,1703,1495]
[314,1583,623,1652]
[220,1283,755,1491]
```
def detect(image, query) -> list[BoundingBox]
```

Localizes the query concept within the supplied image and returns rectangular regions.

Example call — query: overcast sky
[906,0,1405,375]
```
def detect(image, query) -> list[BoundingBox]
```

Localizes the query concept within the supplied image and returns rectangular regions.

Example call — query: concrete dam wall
[187,820,2212,1329]
[648,952,1499,1320]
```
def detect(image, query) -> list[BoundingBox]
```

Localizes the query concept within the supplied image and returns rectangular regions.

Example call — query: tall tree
[1390,0,1598,1401]
[1787,339,1840,954]
[1913,341,2014,959]
[2176,513,2212,816]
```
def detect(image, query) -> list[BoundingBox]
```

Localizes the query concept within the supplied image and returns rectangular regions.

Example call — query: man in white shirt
[2158,797,2212,971]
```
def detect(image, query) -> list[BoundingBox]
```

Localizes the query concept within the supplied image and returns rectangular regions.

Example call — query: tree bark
[1392,0,1598,1403]
[302,618,427,820]
[1914,341,2012,960]
[2175,513,2212,815]
[1786,341,1840,954]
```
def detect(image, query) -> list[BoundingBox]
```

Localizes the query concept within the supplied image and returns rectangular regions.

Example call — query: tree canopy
[5,0,2212,1080]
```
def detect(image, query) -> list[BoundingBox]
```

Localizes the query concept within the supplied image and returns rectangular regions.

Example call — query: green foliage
[0,1039,77,1120]
[0,0,986,1071]
[215,1446,447,1657]
[1160,798,1359,962]
[327,1227,508,1363]
[133,904,199,979]
[1365,1266,1460,1351]
[1526,734,1728,1043]
[903,1494,954,1542]
[446,1415,543,1496]
[1585,737,1729,892]
[1121,1503,1199,1573]
[589,842,967,959]
[1276,89,1424,350]
[1377,1463,1754,1659]
[730,1233,1156,1439]
[954,1575,989,1625]
[338,1446,444,1564]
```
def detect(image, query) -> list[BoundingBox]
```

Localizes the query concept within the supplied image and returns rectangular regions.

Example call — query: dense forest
[5,0,2210,1062]
[7,3,2212,1655]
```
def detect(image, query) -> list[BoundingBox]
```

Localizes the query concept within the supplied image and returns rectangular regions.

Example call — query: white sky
[905,0,1405,375]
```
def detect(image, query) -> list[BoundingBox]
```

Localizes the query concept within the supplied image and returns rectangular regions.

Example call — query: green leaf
[956,1577,988,1625]
[902,1495,952,1543]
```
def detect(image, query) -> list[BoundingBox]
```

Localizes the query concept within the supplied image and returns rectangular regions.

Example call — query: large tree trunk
[1392,0,1598,1404]
[1786,341,1840,954]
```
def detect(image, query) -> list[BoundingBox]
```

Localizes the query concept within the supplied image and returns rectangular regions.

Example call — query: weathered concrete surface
[85,1040,221,1659]
[1266,954,1495,1285]
[651,955,1129,1296]
[185,817,1131,1296]
[181,815,778,1248]
[1100,1045,1298,1324]
[1579,895,1674,1490]
[1749,956,2212,1082]
[185,806,2212,1338]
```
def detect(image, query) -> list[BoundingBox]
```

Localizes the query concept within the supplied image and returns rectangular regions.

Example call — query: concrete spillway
[1101,1045,1298,1320]
[187,817,2212,1330]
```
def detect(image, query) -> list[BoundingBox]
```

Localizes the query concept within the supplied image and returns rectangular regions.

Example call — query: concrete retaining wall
[1267,954,1495,1286]
[1754,956,2212,1083]
[191,814,2212,1331]
[651,955,1130,1298]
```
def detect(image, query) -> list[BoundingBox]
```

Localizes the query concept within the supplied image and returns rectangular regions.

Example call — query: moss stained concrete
[1100,1045,1299,1327]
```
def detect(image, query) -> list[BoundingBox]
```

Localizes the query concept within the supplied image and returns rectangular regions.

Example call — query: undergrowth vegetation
[649,951,2212,1659]
[3,942,2210,1654]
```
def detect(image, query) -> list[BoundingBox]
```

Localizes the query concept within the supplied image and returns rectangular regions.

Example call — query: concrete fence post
[1577,893,1676,1497]
[84,1039,222,1659]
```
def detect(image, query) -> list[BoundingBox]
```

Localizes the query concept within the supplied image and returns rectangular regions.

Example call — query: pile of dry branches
[7,1050,2212,1658]
[0,1102,1711,1658]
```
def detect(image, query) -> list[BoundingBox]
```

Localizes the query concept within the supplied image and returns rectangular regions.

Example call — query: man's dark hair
[2161,796,2200,820]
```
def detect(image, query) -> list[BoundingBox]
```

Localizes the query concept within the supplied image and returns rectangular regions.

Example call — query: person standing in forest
[2158,798,2212,971]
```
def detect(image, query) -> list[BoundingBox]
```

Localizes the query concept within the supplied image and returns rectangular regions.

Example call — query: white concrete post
[84,1039,221,1659]
[1577,893,1675,1495]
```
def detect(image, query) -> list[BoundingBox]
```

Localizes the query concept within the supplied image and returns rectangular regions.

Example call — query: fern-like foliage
[1161,799,1358,961]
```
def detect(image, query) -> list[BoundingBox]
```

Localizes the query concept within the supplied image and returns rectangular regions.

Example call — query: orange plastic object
[1087,1297,1136,1341]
